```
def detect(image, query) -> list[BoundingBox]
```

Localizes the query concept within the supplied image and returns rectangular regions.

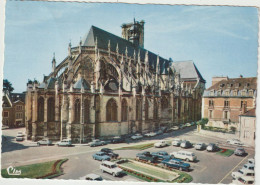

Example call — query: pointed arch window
[75,99,80,123]
[84,99,90,123]
[161,96,169,110]
[145,98,149,120]
[154,99,158,119]
[106,98,118,122]
[47,97,55,121]
[136,99,142,120]
[121,99,128,121]
[38,97,44,122]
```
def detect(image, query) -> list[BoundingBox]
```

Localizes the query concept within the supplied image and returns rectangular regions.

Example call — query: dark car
[180,141,192,148]
[151,151,171,160]
[161,158,190,171]
[206,143,219,152]
[136,151,158,163]
[111,136,125,143]
[101,148,119,158]
[234,147,247,156]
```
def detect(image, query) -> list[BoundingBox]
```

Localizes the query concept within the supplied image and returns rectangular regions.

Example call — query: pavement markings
[218,155,250,184]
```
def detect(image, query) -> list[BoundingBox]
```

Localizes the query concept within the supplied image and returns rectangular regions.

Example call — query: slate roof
[206,77,257,91]
[73,77,91,90]
[171,61,205,82]
[239,108,256,117]
[81,26,170,74]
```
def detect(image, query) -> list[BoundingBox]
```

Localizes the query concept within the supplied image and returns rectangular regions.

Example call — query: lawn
[1,159,68,179]
[216,148,234,157]
[115,143,154,150]
[118,159,192,183]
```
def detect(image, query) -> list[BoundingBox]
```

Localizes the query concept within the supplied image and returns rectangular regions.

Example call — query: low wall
[198,128,239,140]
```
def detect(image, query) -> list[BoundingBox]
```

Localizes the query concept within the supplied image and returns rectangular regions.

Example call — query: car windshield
[238,170,243,174]
[111,165,117,168]
[192,153,195,156]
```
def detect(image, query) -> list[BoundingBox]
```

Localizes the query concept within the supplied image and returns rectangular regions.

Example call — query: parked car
[243,163,255,171]
[2,125,9,130]
[154,140,168,148]
[131,134,143,140]
[190,122,195,126]
[37,139,52,146]
[161,158,190,171]
[85,173,103,181]
[171,126,179,131]
[17,131,23,137]
[180,140,192,148]
[144,132,157,137]
[151,151,171,160]
[111,136,125,143]
[232,176,254,185]
[100,161,123,177]
[100,148,119,158]
[206,143,219,152]
[16,136,24,141]
[136,151,158,163]
[247,158,255,165]
[155,130,163,135]
[89,139,106,147]
[172,138,182,146]
[170,150,197,162]
[231,168,254,180]
[56,139,72,147]
[185,123,191,127]
[179,124,185,129]
[234,147,247,156]
[194,142,207,150]
[227,139,243,145]
[160,127,168,133]
[92,152,111,161]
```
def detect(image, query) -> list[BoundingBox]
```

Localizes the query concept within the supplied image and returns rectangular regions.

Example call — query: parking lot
[1,126,255,183]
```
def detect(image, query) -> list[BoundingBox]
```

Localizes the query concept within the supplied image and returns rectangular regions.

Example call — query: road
[1,126,255,183]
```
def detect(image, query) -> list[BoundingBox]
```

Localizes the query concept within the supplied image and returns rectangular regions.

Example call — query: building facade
[202,76,257,131]
[25,20,205,142]
[239,108,256,147]
[2,92,26,128]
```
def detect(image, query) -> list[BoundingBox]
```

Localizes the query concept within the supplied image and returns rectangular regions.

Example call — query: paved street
[2,126,254,183]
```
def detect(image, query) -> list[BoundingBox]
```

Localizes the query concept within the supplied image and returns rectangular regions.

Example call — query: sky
[3,1,259,93]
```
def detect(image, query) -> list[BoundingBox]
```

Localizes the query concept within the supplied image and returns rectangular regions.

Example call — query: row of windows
[16,105,23,111]
[16,112,23,119]
[208,110,229,119]
[208,100,247,108]
[36,97,169,123]
[210,90,254,96]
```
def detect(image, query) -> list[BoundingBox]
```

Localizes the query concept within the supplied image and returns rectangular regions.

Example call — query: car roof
[102,161,116,165]
[240,168,255,173]
[170,158,182,162]
[96,152,105,154]
[239,176,254,181]
[86,173,101,179]
[178,150,194,154]
[244,163,255,167]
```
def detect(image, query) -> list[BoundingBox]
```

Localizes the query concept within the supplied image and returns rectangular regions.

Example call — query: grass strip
[1,159,68,179]
[115,143,154,150]
[216,149,234,157]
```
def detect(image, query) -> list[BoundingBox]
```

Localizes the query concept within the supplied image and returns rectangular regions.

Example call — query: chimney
[240,74,243,78]
[212,76,228,86]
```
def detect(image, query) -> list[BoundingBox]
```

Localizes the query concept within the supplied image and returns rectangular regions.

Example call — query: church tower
[121,19,145,48]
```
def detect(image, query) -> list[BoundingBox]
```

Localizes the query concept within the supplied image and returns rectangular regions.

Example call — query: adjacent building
[202,76,257,131]
[2,91,26,128]
[25,20,205,142]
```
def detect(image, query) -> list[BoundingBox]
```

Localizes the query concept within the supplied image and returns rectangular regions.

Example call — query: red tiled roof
[239,108,256,117]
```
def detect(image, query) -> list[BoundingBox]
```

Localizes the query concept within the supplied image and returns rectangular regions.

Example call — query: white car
[37,139,52,146]
[154,140,168,148]
[171,126,179,131]
[231,169,254,180]
[243,163,255,171]
[56,139,72,146]
[131,134,143,140]
[84,174,103,181]
[17,131,23,137]
[170,150,197,162]
[185,123,191,127]
[144,132,157,137]
[100,161,123,177]
[16,136,24,141]
[227,139,243,145]
[172,138,182,146]
[247,158,255,165]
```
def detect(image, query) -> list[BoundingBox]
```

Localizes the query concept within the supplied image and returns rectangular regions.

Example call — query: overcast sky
[4,1,258,93]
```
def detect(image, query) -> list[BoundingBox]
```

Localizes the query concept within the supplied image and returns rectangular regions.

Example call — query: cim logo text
[7,166,21,176]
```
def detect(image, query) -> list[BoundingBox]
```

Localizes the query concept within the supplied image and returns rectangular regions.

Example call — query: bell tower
[121,19,145,48]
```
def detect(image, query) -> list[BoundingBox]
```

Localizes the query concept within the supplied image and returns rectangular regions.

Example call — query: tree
[3,79,14,93]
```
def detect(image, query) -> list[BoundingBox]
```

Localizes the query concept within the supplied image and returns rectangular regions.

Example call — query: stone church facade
[25,20,205,142]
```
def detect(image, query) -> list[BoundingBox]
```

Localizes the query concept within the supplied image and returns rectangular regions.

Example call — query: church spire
[108,40,111,57]
[52,52,56,76]
[68,41,72,57]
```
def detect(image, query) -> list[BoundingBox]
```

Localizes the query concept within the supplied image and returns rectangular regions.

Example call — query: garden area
[1,159,68,179]
[115,143,154,150]
[116,159,192,183]
[216,148,234,157]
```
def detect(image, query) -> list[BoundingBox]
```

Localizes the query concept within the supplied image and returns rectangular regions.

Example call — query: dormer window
[241,90,246,96]
[217,90,222,96]
[225,91,229,96]
[249,90,254,96]
[210,90,214,96]
[233,90,237,96]
[236,83,241,88]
